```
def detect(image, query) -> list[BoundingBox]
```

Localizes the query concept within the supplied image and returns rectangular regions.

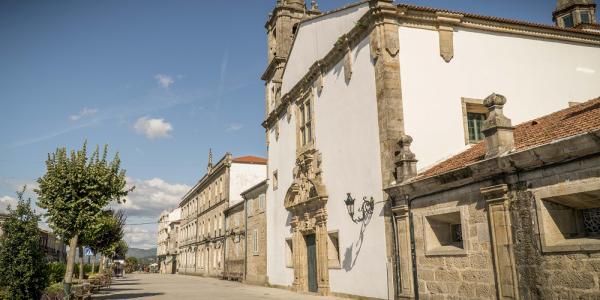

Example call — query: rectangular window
[422,208,468,256]
[580,11,591,24]
[563,14,574,27]
[272,170,278,191]
[259,194,266,210]
[298,99,313,147]
[285,238,293,268]
[467,112,486,143]
[327,231,341,268]
[253,229,259,255]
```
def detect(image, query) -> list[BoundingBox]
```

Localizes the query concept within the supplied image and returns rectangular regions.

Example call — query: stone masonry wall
[245,189,267,285]
[412,183,497,300]
[510,155,600,299]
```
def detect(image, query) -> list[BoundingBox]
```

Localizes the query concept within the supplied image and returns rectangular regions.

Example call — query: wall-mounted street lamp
[344,193,374,223]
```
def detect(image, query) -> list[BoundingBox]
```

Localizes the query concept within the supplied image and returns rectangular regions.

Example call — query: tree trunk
[64,235,78,299]
[91,254,96,275]
[99,255,104,273]
[79,246,84,280]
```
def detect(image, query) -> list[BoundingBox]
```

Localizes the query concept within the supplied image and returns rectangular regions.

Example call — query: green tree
[80,209,126,273]
[0,188,49,300]
[125,256,138,273]
[35,142,132,296]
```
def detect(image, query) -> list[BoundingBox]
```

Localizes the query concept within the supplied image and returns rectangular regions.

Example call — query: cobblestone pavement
[93,273,347,299]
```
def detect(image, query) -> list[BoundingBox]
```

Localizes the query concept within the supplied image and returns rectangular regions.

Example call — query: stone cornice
[262,3,600,130]
[385,128,600,200]
[261,56,286,81]
[180,154,231,206]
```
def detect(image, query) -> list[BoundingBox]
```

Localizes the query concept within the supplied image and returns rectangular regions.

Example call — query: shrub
[48,262,67,284]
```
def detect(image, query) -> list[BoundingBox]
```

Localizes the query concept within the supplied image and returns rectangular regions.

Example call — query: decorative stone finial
[395,134,418,182]
[482,93,515,158]
[207,148,213,172]
[310,0,319,11]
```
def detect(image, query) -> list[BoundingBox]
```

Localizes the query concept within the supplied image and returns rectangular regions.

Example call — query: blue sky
[0,0,579,248]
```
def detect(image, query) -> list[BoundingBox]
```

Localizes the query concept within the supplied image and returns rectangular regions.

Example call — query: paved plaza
[93,273,346,300]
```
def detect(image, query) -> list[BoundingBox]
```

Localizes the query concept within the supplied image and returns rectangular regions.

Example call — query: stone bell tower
[553,0,597,28]
[262,1,320,113]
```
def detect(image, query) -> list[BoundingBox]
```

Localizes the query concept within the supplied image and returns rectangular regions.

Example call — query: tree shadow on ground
[93,292,164,299]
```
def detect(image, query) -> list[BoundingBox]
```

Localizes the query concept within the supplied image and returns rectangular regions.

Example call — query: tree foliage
[0,188,49,300]
[35,142,131,240]
[81,209,126,257]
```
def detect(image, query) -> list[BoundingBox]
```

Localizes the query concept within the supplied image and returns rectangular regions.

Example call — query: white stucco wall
[399,26,600,170]
[168,207,181,223]
[267,35,387,299]
[229,163,267,205]
[281,2,370,95]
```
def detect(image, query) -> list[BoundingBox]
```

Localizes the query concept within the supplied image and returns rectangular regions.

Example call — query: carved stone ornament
[343,47,353,83]
[314,69,324,95]
[369,25,382,60]
[284,148,328,212]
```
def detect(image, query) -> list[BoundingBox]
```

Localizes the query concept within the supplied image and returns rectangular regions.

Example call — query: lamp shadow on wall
[342,206,373,272]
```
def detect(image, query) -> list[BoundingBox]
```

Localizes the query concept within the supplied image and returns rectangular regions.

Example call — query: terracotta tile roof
[232,155,267,165]
[420,97,600,179]
[397,3,600,37]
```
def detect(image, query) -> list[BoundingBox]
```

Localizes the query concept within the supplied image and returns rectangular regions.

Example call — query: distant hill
[127,247,157,259]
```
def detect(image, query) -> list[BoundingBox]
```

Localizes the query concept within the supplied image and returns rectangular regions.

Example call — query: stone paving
[93,273,346,300]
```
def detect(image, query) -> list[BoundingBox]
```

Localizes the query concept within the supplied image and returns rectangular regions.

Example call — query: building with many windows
[157,207,181,274]
[261,0,600,298]
[177,150,266,278]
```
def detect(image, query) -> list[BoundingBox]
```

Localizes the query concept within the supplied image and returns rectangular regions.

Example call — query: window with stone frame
[327,231,341,268]
[422,207,468,256]
[253,229,259,255]
[563,14,574,27]
[285,238,293,268]
[580,11,591,24]
[259,194,266,211]
[297,95,314,150]
[461,98,488,144]
[535,181,600,253]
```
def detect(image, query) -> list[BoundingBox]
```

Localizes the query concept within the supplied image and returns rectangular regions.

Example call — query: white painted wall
[229,163,267,205]
[168,207,181,223]
[281,2,370,95]
[399,26,600,170]
[267,35,388,299]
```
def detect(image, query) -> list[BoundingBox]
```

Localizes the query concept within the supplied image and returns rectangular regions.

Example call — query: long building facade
[261,0,600,299]
[177,150,266,278]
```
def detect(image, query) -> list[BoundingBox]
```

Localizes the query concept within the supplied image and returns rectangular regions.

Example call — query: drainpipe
[390,205,401,299]
[223,209,227,278]
[243,195,248,282]
[406,194,419,299]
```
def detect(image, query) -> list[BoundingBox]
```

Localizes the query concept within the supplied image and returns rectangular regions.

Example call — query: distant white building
[157,207,181,274]
[262,0,600,298]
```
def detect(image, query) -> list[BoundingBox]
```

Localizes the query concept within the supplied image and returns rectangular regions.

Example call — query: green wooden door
[306,234,318,292]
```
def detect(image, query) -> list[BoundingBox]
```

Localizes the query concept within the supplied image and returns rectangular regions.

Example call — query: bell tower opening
[553,0,597,28]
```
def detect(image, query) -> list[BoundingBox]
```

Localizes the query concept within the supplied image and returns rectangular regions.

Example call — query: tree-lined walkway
[94,273,346,300]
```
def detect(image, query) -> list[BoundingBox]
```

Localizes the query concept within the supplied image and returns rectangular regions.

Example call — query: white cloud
[115,177,190,249]
[154,74,174,89]
[69,108,98,121]
[134,117,173,139]
[0,195,17,213]
[226,123,243,132]
[119,177,189,219]
[124,227,156,249]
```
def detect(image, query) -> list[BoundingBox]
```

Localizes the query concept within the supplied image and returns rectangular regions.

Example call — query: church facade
[262,0,600,299]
